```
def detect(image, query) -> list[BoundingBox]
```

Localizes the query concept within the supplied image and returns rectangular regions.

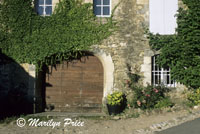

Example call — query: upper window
[36,0,52,16]
[152,55,176,87]
[150,0,178,34]
[93,0,111,17]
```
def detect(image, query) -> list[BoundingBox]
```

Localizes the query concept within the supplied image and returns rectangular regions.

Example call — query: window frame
[151,55,176,87]
[93,0,111,17]
[36,0,53,16]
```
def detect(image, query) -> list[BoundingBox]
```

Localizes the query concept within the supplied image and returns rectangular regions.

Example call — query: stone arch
[92,50,114,97]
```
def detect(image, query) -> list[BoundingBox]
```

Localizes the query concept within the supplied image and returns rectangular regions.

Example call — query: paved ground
[155,117,200,134]
[1,109,200,134]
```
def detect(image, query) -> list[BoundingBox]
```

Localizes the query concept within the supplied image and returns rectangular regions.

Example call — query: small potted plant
[107,91,126,115]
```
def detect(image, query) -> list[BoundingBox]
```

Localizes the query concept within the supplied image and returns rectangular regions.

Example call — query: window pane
[159,66,161,71]
[45,6,52,15]
[171,80,174,84]
[167,72,170,84]
[159,72,161,84]
[103,0,110,5]
[46,0,52,5]
[163,72,167,84]
[103,7,110,15]
[38,6,44,15]
[155,65,158,70]
[39,0,44,5]
[164,66,170,71]
[94,0,101,5]
[155,73,158,84]
[94,7,101,15]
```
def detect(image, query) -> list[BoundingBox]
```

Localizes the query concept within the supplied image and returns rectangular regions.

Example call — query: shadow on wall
[0,52,34,119]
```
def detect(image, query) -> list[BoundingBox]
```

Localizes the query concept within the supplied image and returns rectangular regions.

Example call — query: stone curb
[132,110,200,134]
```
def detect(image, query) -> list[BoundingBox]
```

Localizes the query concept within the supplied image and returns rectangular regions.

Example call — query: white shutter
[150,0,178,35]
[164,0,178,34]
[150,0,165,34]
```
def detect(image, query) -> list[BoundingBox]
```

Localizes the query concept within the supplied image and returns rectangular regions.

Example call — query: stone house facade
[36,0,185,112]
[0,0,186,114]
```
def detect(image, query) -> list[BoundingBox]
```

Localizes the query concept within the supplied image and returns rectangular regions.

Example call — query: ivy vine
[0,0,116,69]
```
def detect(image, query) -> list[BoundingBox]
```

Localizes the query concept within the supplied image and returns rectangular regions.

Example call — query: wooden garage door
[45,55,103,113]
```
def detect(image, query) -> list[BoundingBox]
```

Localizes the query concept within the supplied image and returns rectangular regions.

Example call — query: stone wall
[91,0,150,91]
[51,0,150,92]
[91,0,186,91]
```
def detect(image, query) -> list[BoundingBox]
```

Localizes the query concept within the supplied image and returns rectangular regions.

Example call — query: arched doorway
[45,54,103,113]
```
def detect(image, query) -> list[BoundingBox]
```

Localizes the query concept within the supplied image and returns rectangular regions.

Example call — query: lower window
[151,55,175,87]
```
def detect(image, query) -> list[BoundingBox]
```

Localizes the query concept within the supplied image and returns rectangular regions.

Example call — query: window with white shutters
[150,0,178,35]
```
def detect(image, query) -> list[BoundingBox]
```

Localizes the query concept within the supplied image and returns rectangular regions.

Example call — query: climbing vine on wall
[0,0,116,69]
[148,0,200,89]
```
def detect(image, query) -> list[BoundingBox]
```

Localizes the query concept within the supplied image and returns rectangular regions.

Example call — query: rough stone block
[137,0,148,5]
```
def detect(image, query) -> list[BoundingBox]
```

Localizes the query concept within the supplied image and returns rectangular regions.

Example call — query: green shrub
[154,97,174,109]
[187,89,200,106]
[107,91,124,106]
[131,85,170,110]
[126,72,173,110]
